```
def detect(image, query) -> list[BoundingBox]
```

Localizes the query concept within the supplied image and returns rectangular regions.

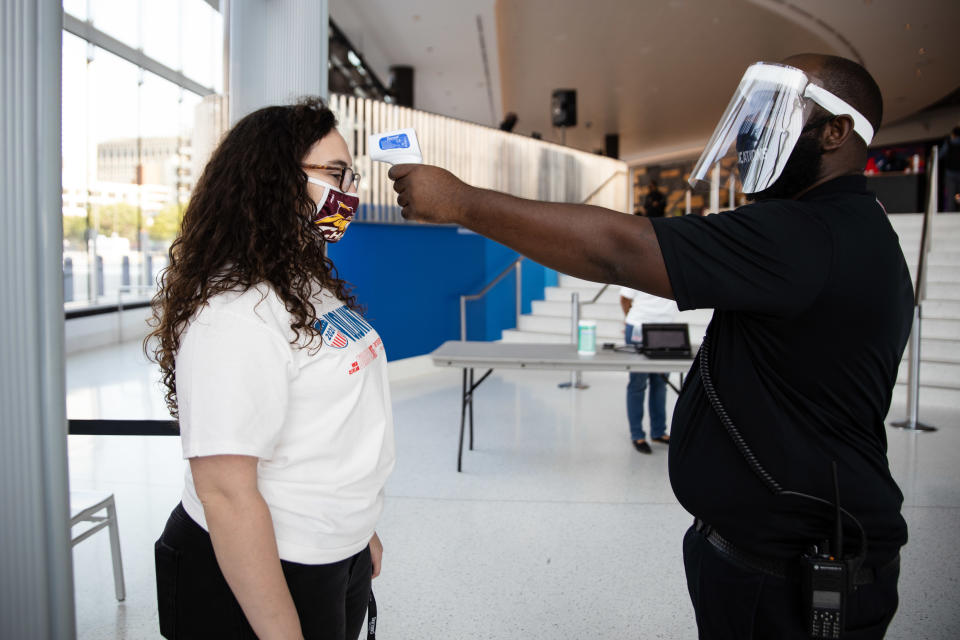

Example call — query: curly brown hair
[145,97,359,418]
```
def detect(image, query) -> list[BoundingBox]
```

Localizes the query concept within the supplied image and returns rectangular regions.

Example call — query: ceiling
[331,0,960,165]
[329,0,501,128]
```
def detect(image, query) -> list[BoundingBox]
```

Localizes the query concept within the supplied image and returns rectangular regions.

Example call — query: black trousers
[155,503,371,640]
[683,525,899,639]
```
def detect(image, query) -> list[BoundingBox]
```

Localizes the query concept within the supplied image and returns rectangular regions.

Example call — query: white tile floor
[67,340,960,639]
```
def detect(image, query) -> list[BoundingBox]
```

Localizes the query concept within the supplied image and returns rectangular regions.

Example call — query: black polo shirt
[650,175,912,564]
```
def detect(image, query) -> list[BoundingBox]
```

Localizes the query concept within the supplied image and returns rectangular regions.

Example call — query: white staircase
[890,213,960,408]
[500,213,960,408]
[501,276,712,346]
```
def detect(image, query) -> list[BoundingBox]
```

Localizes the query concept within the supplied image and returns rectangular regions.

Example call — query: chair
[70,491,125,601]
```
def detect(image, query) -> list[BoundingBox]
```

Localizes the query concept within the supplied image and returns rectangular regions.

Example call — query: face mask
[307,177,359,243]
[748,130,823,201]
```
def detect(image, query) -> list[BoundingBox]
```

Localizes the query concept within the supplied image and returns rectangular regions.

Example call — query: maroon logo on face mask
[314,188,360,242]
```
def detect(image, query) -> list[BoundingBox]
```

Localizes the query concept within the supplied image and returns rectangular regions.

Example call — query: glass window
[61,1,221,310]
[62,0,87,20]
[62,32,91,304]
[88,0,140,50]
[182,0,223,93]
[141,0,181,72]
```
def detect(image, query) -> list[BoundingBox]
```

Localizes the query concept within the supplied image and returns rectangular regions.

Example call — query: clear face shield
[689,62,875,195]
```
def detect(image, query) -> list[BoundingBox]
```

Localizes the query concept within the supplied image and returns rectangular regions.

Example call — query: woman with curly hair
[147,97,394,640]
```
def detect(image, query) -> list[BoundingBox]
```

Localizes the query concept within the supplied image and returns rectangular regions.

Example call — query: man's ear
[820,115,856,151]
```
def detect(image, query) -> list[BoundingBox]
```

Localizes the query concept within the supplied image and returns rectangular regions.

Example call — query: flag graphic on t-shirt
[314,306,374,350]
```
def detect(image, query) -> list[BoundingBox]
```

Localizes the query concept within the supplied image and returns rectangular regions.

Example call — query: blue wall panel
[327,223,556,360]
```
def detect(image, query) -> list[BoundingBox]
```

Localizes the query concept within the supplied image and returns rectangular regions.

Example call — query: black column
[390,65,414,108]
[604,134,619,159]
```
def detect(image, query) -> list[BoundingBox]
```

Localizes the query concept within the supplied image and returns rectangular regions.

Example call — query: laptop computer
[640,323,692,359]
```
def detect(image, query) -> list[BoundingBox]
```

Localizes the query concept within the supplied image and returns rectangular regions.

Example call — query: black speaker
[604,134,619,158]
[551,89,576,127]
[390,65,414,108]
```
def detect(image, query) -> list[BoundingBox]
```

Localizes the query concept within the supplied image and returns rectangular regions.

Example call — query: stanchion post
[710,162,720,214]
[515,260,522,329]
[891,304,937,432]
[558,291,588,389]
[571,291,579,387]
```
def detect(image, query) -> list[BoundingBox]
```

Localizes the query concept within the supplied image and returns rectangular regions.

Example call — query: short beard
[747,133,823,202]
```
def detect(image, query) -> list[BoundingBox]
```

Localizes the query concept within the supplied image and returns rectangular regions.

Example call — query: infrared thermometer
[368,128,422,165]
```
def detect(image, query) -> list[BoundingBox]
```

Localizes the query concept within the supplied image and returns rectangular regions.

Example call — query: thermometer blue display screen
[379,133,410,150]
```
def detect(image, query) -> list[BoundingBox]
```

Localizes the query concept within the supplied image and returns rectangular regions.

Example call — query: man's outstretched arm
[388,165,673,299]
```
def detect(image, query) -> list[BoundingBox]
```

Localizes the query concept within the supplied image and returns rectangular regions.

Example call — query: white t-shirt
[620,286,678,329]
[175,283,396,564]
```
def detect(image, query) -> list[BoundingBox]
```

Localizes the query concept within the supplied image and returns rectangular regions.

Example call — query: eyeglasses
[301,163,361,192]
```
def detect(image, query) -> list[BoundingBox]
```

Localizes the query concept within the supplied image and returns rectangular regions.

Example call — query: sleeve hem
[182,441,273,460]
[650,217,695,311]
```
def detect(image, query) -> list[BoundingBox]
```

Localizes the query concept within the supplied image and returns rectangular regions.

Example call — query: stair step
[928,251,960,267]
[919,318,960,339]
[905,338,960,363]
[558,275,610,289]
[532,300,624,320]
[925,265,960,283]
[896,360,960,388]
[926,282,960,301]
[544,286,622,303]
[518,315,626,338]
[923,300,960,319]
[890,382,960,409]
[527,301,711,331]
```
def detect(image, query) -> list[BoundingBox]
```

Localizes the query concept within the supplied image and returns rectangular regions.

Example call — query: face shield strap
[803,83,874,145]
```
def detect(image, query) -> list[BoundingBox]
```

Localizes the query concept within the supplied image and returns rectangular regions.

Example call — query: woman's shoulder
[195,282,347,335]
[192,283,292,335]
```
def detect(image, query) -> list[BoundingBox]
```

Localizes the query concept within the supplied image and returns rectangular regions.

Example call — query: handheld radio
[368,128,422,165]
[801,462,847,639]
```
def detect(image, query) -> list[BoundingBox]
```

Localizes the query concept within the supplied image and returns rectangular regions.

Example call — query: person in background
[146,98,395,640]
[620,287,679,453]
[876,148,908,172]
[643,179,667,217]
[939,126,960,211]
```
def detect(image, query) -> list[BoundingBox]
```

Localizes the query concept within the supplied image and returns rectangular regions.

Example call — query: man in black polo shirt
[389,53,909,638]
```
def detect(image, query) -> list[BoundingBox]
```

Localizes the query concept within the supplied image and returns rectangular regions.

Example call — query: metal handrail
[580,171,627,206]
[914,147,939,305]
[457,169,627,341]
[891,145,939,432]
[582,283,610,306]
[460,258,523,340]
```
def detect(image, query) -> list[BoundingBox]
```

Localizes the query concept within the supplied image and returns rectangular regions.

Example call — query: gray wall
[0,0,75,637]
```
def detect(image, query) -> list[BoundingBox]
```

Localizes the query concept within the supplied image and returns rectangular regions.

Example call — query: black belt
[693,519,899,586]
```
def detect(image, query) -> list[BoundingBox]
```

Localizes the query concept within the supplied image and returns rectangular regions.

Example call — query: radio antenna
[832,460,843,560]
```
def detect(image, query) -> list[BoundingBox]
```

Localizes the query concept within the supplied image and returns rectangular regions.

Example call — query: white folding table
[429,341,695,471]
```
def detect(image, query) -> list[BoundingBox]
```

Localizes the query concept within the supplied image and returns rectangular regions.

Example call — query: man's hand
[388,164,471,224]
[369,532,383,579]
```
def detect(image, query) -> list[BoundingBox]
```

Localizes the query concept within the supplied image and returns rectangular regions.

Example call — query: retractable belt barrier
[69,419,179,436]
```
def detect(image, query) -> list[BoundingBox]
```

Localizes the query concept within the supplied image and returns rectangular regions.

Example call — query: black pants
[683,525,899,639]
[155,503,371,640]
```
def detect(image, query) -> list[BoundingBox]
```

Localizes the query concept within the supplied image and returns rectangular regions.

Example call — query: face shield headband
[307,177,359,243]
[689,62,875,195]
